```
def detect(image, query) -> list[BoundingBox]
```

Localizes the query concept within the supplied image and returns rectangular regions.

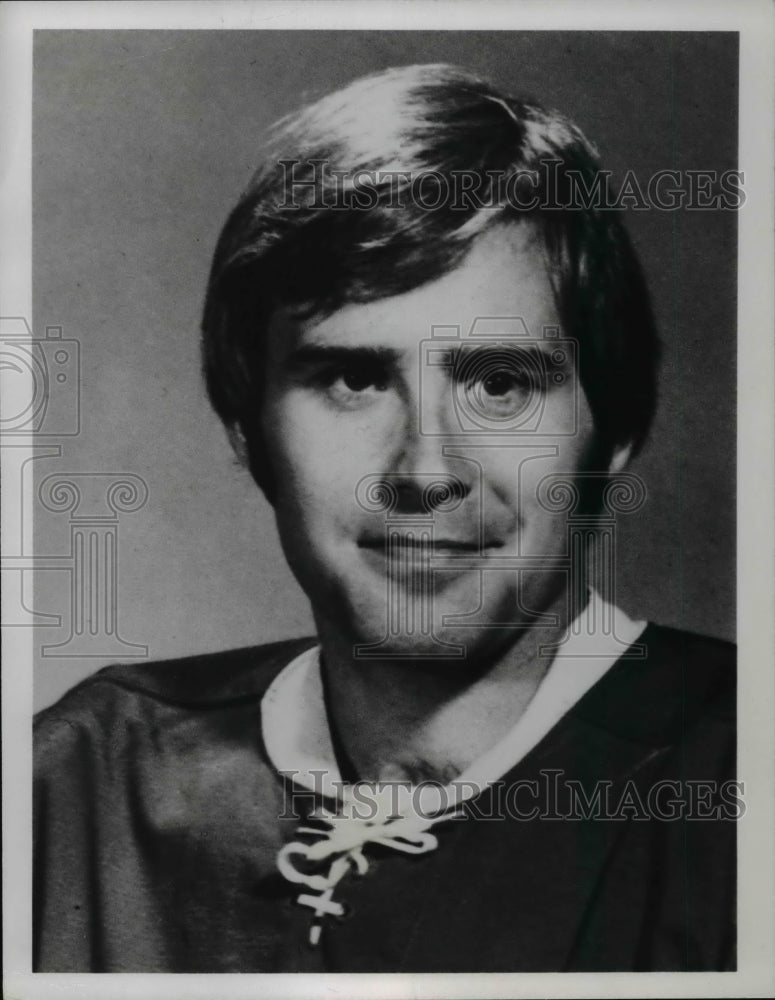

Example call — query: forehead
[266,224,562,359]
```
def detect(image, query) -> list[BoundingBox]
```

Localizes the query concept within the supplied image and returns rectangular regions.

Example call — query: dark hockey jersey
[33,625,736,972]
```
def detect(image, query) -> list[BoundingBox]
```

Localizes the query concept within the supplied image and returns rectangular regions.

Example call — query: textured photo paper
[2,2,773,999]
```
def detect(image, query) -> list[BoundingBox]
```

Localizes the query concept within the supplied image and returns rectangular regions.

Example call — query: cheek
[263,405,362,523]
[480,417,597,531]
[483,385,596,475]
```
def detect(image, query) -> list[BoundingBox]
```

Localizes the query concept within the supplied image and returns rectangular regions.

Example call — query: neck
[317,588,577,785]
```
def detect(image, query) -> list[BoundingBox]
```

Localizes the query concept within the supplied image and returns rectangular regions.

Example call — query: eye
[459,350,541,420]
[322,360,391,407]
[339,365,386,393]
[481,368,531,398]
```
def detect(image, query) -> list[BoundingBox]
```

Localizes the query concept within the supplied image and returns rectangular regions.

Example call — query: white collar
[261,592,647,816]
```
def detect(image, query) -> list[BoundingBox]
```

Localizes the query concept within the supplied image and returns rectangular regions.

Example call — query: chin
[315,569,550,664]
[342,602,521,667]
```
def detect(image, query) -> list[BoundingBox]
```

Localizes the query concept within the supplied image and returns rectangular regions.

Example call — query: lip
[357,537,504,557]
[357,538,502,584]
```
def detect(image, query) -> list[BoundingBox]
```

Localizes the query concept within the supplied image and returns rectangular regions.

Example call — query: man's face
[261,225,604,662]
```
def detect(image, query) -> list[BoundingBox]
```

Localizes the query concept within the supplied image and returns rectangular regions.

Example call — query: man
[34,64,736,972]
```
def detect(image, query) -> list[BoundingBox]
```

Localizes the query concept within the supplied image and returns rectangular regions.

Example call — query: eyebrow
[284,344,398,370]
[434,341,575,368]
[283,340,574,374]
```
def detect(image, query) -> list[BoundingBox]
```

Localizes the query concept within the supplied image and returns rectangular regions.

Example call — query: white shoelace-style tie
[277,799,464,945]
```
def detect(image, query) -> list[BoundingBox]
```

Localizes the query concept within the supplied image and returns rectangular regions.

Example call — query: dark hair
[202,63,659,497]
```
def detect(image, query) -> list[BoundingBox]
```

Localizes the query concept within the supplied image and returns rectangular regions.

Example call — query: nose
[386,371,474,515]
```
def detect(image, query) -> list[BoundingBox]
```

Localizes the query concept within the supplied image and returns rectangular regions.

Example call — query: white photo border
[2,1,773,998]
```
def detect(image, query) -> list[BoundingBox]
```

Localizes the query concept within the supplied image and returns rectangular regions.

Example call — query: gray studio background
[33,30,737,711]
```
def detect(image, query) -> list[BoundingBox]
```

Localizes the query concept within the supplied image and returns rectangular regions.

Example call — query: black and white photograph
[1,2,773,998]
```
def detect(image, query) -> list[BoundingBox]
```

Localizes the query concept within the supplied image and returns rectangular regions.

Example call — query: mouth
[357,536,504,559]
[356,536,502,585]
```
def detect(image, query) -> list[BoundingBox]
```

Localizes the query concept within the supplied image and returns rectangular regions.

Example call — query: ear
[226,423,250,466]
[607,441,633,475]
